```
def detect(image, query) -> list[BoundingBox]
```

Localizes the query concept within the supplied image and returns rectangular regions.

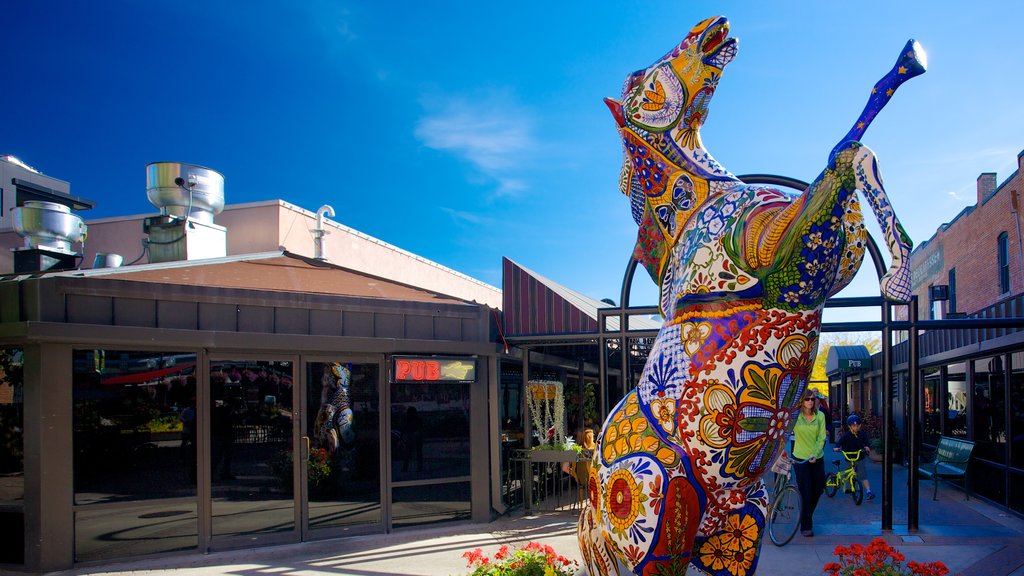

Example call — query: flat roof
[46,251,473,305]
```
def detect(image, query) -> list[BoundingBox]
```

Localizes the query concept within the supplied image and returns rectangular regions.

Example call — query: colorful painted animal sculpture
[577,16,924,576]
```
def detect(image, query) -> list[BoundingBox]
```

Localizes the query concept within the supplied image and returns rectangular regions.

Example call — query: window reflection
[73,351,198,503]
[922,368,941,446]
[210,360,294,539]
[1012,353,1024,470]
[72,349,198,561]
[945,363,967,438]
[390,382,470,483]
[0,348,24,565]
[973,356,1007,463]
[306,362,380,530]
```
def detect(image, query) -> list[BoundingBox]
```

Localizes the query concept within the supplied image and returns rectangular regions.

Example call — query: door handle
[302,436,310,461]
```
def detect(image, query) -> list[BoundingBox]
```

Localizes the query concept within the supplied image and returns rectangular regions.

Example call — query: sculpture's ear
[604,98,626,128]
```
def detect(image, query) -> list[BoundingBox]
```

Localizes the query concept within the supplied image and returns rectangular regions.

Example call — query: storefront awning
[825,345,871,376]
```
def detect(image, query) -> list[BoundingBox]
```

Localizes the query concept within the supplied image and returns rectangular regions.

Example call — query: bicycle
[765,452,803,546]
[824,450,865,505]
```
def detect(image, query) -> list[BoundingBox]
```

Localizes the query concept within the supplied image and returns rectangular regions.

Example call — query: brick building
[840,148,1024,516]
[909,150,1024,318]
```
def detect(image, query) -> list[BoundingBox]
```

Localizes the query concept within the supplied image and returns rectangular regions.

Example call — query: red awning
[101,364,195,385]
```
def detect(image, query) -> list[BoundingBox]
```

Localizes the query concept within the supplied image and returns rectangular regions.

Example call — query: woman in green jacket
[792,389,827,536]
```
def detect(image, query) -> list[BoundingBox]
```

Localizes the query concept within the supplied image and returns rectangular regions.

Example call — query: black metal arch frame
[507,174,1024,532]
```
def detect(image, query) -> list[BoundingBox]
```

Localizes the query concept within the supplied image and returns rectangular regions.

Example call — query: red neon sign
[395,359,441,381]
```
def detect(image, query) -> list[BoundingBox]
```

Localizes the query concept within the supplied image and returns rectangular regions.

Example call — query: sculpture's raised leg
[852,145,914,302]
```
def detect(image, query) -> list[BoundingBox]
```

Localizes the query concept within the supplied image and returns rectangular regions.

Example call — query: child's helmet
[847,414,861,426]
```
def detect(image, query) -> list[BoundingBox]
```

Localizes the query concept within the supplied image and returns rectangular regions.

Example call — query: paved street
[53,459,1024,576]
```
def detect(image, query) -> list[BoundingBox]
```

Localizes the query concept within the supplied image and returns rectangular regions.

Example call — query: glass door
[208,358,296,546]
[302,359,383,538]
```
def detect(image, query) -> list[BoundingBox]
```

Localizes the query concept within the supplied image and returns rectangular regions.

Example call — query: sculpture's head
[606,16,737,195]
[605,17,738,286]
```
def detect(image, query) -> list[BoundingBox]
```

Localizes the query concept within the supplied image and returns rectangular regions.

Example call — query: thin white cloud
[415,90,535,198]
[440,207,491,226]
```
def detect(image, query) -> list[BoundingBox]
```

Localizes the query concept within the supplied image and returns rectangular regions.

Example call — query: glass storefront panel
[75,501,197,562]
[1010,470,1024,516]
[210,360,294,539]
[945,363,967,438]
[973,356,1006,463]
[73,351,198,503]
[1010,352,1024,470]
[72,349,198,560]
[392,481,470,527]
[305,362,381,531]
[0,348,24,565]
[390,382,470,483]
[970,459,1006,506]
[922,368,941,446]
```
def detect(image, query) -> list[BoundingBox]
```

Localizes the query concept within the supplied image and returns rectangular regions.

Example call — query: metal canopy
[825,345,872,375]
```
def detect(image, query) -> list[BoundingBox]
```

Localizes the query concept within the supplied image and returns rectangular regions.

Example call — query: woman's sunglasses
[803,397,816,401]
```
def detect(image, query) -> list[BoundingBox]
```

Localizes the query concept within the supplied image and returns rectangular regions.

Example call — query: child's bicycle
[824,450,865,505]
[765,452,803,546]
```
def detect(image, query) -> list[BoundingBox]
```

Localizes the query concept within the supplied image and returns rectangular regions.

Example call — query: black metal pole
[841,371,848,432]
[598,338,607,421]
[908,296,920,531]
[522,347,532,511]
[882,300,893,531]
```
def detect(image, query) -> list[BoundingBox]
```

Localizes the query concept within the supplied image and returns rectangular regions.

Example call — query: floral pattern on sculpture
[580,14,922,575]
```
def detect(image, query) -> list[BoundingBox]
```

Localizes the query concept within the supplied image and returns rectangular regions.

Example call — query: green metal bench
[917,436,975,500]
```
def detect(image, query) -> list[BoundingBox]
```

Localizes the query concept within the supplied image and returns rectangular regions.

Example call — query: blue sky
[5,2,1024,319]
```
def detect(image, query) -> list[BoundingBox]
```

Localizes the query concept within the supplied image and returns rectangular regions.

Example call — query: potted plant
[868,437,884,462]
[462,541,578,576]
[823,538,949,575]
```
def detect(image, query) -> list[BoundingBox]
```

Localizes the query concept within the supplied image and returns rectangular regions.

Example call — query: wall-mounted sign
[910,243,943,290]
[393,356,476,382]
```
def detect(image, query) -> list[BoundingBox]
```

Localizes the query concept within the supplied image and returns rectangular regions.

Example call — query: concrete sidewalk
[53,460,1024,576]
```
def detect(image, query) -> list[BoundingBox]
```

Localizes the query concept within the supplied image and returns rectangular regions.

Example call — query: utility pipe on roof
[314,204,335,261]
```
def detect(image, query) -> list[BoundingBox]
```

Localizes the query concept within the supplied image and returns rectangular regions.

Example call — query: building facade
[0,159,504,573]
[837,150,1024,517]
[909,150,1024,319]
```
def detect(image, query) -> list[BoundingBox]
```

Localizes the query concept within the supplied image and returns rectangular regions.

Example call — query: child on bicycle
[834,414,875,500]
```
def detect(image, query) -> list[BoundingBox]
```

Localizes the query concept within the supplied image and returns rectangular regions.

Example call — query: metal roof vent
[10,201,87,273]
[143,162,227,264]
[146,162,224,223]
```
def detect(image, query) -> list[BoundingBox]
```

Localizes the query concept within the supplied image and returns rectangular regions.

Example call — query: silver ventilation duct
[12,201,87,251]
[146,162,224,223]
[143,162,228,264]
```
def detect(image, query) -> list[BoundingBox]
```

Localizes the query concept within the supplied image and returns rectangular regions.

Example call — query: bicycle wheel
[768,484,801,546]
[851,478,864,505]
[824,473,838,498]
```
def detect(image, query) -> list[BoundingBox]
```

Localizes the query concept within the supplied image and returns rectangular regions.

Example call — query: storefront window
[390,381,470,483]
[973,356,1006,463]
[0,348,24,565]
[945,363,967,438]
[210,359,294,540]
[971,459,1006,506]
[73,350,198,561]
[922,368,941,446]
[1008,353,1024,471]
